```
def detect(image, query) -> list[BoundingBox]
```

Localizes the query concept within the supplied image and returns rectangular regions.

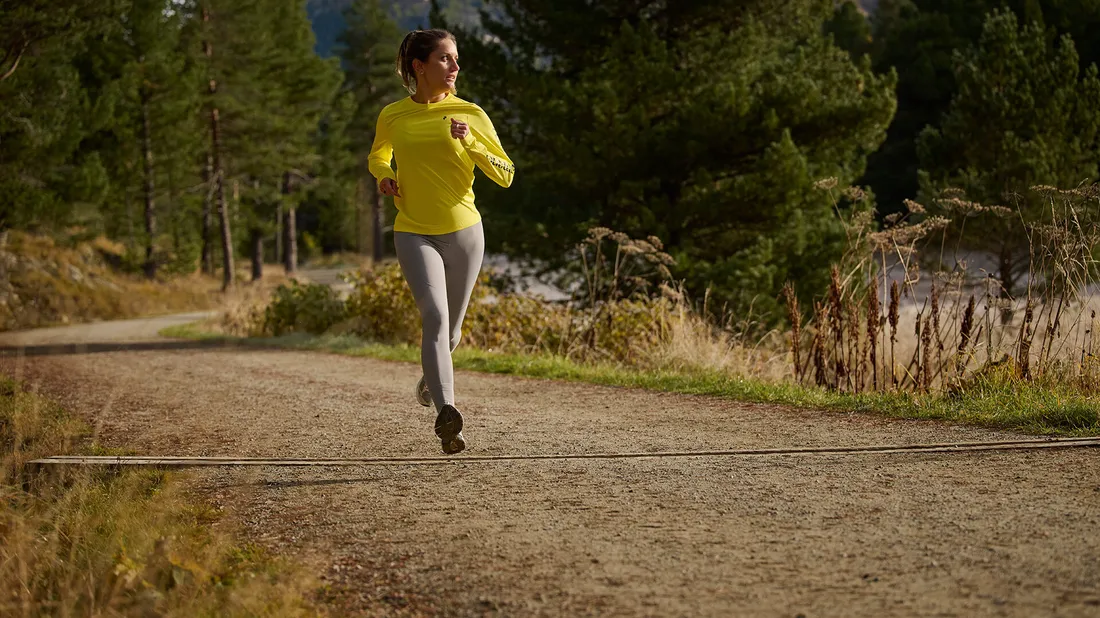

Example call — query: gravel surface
[1,313,1098,617]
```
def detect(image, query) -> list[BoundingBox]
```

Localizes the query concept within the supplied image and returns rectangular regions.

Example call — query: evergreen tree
[0,0,127,231]
[264,0,343,275]
[437,0,897,320]
[187,0,339,285]
[827,0,874,60]
[866,0,1100,216]
[91,0,205,277]
[917,10,1100,296]
[336,0,406,262]
[0,0,122,83]
[306,90,360,253]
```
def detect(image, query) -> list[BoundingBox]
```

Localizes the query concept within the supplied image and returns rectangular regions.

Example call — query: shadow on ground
[0,340,246,357]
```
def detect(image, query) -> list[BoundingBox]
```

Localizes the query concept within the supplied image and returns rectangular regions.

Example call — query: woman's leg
[393,232,453,412]
[394,222,485,413]
[441,221,485,354]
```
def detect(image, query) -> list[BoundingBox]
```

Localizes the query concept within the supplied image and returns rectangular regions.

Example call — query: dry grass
[781,182,1100,395]
[0,230,306,333]
[232,229,680,366]
[0,377,324,617]
[643,297,790,381]
[205,183,1100,404]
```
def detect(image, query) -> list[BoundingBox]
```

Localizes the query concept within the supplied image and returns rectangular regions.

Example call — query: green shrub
[338,263,673,365]
[261,280,347,336]
[342,265,423,345]
[463,293,569,355]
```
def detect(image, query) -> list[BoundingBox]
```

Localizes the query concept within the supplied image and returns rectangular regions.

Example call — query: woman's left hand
[450,117,469,140]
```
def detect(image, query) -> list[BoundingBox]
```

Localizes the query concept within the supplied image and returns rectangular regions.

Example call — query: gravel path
[1,314,1098,617]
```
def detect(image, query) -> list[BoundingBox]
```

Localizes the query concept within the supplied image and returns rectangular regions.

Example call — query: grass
[0,376,326,617]
[161,322,1100,437]
[0,230,297,332]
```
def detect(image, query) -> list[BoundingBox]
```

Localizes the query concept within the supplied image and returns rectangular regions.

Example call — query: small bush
[247,258,676,366]
[463,293,569,355]
[341,265,422,344]
[262,280,347,336]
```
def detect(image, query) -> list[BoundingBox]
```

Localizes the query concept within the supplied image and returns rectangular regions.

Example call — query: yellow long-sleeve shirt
[367,94,515,235]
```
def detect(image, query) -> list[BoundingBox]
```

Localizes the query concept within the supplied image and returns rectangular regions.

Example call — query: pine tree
[265,0,342,276]
[336,0,405,262]
[827,0,874,60]
[0,0,122,83]
[189,0,340,282]
[307,90,359,253]
[866,0,1100,216]
[437,0,897,320]
[917,9,1100,296]
[0,0,126,231]
[116,0,204,277]
[195,0,235,288]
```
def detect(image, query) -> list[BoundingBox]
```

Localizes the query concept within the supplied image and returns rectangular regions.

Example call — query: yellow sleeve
[460,106,515,188]
[367,109,396,185]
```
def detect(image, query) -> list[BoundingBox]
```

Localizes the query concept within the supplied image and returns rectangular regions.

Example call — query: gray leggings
[394,221,485,412]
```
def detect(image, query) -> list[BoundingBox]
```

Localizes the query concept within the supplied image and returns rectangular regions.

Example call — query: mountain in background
[307,0,482,58]
[308,1,881,59]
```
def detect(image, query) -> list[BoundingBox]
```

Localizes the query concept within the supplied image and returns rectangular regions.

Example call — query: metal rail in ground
[27,436,1100,468]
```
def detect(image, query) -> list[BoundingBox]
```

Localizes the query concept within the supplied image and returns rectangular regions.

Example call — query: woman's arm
[457,107,515,188]
[367,111,397,186]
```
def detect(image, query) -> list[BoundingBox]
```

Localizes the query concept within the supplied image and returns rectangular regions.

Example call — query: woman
[368,29,515,455]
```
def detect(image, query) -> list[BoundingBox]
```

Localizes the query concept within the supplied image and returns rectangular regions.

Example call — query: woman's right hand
[379,178,401,198]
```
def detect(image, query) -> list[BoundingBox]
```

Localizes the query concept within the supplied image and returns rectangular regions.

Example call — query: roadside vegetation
[167,183,1100,436]
[0,377,325,616]
[0,230,296,332]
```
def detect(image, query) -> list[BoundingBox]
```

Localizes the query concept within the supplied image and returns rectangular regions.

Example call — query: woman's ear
[411,58,423,75]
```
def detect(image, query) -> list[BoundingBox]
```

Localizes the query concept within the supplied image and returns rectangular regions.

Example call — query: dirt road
[1,314,1098,617]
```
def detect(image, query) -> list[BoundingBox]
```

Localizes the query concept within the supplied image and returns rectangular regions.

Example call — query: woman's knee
[420,306,446,338]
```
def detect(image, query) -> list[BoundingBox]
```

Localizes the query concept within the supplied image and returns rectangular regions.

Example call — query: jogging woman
[368,29,515,455]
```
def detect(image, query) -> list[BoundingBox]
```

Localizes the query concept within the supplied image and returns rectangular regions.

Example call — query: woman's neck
[411,87,449,104]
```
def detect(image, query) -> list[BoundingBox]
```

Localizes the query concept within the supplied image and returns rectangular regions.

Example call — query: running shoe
[415,375,432,407]
[435,404,466,454]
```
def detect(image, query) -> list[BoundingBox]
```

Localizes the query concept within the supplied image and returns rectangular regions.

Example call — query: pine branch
[0,41,28,82]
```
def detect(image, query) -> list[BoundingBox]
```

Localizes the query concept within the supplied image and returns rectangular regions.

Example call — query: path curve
[1,314,1098,617]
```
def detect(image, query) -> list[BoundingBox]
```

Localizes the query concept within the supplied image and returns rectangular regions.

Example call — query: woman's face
[416,38,460,94]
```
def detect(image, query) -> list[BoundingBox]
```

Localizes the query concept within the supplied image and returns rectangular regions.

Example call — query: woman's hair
[396,29,456,94]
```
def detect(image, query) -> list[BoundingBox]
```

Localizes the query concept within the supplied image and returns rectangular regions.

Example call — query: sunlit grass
[0,377,324,616]
[161,323,1099,437]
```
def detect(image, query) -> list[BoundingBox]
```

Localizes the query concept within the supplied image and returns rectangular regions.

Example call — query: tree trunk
[200,6,215,277]
[283,207,297,273]
[140,88,158,279]
[356,178,365,256]
[204,5,233,290]
[167,166,180,265]
[282,172,296,274]
[371,180,384,263]
[251,228,263,281]
[275,202,282,265]
[213,109,233,290]
[201,153,214,275]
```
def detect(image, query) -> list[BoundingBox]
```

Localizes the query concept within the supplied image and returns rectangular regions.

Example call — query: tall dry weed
[786,182,1100,394]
